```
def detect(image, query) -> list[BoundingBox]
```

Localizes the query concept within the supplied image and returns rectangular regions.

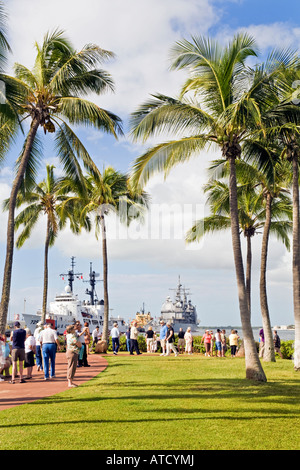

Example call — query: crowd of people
[103,321,285,360]
[0,319,92,388]
[0,320,285,387]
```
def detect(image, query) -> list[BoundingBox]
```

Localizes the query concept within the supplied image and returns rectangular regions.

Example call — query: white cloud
[6,0,220,116]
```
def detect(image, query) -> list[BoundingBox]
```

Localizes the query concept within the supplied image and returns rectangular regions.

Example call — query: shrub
[280,340,294,360]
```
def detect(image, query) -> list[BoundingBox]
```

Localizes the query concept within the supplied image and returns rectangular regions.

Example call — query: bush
[280,340,294,360]
[107,334,147,352]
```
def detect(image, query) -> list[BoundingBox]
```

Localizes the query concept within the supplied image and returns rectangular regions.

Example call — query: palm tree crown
[0,29,123,333]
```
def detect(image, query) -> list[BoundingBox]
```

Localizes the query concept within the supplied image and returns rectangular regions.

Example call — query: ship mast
[84,262,101,305]
[59,256,83,292]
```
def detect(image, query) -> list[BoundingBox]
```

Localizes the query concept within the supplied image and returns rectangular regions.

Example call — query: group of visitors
[1,321,284,384]
[107,321,284,359]
[0,319,92,388]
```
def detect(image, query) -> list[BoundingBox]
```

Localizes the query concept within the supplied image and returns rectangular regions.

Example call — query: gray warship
[159,277,198,332]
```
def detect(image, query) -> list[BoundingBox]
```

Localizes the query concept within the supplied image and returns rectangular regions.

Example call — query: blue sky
[0,0,297,327]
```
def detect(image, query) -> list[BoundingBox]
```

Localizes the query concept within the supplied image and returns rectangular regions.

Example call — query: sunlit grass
[0,354,299,450]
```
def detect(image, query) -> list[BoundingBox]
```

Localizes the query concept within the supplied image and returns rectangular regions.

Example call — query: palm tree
[130,34,295,381]
[209,153,293,361]
[187,177,291,305]
[0,1,20,172]
[241,145,293,361]
[0,29,123,333]
[64,166,149,343]
[265,85,300,370]
[4,164,77,323]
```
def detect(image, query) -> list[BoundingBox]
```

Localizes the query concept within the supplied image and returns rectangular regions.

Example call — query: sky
[0,0,299,327]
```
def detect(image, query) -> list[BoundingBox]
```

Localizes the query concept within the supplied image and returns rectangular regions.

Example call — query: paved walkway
[0,352,108,411]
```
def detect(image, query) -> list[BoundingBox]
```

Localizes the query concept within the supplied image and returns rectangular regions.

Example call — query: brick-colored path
[0,352,108,411]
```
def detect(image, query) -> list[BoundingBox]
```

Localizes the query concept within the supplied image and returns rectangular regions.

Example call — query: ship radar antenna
[83,262,102,305]
[59,256,83,292]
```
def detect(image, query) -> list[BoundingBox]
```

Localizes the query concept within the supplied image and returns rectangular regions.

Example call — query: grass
[0,353,299,450]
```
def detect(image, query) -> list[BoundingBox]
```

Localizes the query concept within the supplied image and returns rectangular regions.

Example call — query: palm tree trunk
[100,214,109,344]
[0,118,40,334]
[260,192,276,362]
[228,154,266,381]
[246,235,252,315]
[41,216,51,324]
[292,156,300,370]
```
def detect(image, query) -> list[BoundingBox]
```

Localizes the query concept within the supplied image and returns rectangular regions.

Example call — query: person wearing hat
[24,329,36,379]
[111,322,120,355]
[159,320,168,356]
[9,321,26,383]
[34,321,44,372]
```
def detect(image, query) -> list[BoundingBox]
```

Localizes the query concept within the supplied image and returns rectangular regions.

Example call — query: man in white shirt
[111,322,120,355]
[129,321,142,356]
[92,326,100,350]
[40,323,60,380]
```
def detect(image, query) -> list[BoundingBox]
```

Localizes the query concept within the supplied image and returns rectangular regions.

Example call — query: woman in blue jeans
[40,323,60,380]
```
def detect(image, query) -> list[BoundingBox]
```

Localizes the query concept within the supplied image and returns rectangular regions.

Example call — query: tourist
[84,322,91,355]
[177,328,185,354]
[151,332,157,353]
[130,321,141,355]
[75,322,90,367]
[184,327,193,355]
[210,330,216,356]
[126,327,131,352]
[40,322,60,380]
[10,321,26,384]
[145,326,154,353]
[24,329,36,379]
[0,334,12,381]
[34,322,43,372]
[66,324,82,387]
[259,328,265,358]
[221,329,227,357]
[165,322,178,357]
[201,330,212,356]
[92,326,100,350]
[215,329,222,357]
[111,322,120,355]
[229,329,239,357]
[273,330,283,358]
[159,320,168,356]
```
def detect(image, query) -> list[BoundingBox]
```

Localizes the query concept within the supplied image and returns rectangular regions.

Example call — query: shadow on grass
[1,406,299,430]
[2,375,297,410]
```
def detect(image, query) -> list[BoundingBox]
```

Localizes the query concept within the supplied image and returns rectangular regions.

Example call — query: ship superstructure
[160,277,198,332]
[22,258,126,334]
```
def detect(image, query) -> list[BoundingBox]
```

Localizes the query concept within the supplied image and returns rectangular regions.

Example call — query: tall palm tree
[130,34,295,381]
[209,153,293,361]
[187,178,292,305]
[0,29,123,333]
[0,1,19,171]
[4,164,77,323]
[241,145,293,361]
[264,77,300,369]
[64,166,149,343]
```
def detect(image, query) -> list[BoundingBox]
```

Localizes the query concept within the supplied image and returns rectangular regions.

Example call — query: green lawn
[0,354,299,450]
